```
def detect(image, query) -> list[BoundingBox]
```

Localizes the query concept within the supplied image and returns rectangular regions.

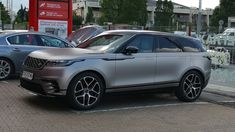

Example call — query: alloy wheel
[183,74,202,99]
[0,60,11,80]
[74,76,101,107]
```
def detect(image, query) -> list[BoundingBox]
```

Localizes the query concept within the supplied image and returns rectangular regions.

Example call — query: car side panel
[0,45,11,58]
[59,54,117,90]
[156,52,191,83]
[114,53,156,87]
[190,52,212,82]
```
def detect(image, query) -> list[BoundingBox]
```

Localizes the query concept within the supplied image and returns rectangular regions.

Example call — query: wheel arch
[0,56,15,74]
[180,68,205,85]
[68,70,107,90]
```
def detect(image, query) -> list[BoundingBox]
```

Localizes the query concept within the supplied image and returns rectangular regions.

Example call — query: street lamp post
[197,0,202,36]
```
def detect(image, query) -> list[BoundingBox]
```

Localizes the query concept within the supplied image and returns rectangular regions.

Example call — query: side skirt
[106,83,179,93]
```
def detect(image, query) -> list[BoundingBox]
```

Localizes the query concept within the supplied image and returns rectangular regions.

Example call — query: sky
[171,0,220,9]
[1,0,220,13]
[1,0,29,12]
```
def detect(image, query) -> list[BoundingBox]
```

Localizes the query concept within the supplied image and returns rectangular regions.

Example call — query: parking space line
[217,101,235,103]
[0,81,9,84]
[79,102,209,114]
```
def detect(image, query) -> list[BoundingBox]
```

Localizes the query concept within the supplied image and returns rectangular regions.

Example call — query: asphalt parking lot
[0,79,235,132]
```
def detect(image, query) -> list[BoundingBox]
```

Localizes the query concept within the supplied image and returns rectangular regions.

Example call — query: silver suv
[20,30,211,110]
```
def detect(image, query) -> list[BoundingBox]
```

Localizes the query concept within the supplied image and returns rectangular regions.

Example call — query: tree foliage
[85,7,95,23]
[0,2,11,25]
[14,4,28,24]
[211,0,235,27]
[99,0,122,24]
[154,0,174,29]
[99,0,148,26]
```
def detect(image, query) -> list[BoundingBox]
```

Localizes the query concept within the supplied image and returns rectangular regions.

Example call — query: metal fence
[201,35,235,65]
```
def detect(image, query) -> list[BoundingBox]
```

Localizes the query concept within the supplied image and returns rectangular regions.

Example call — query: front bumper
[20,78,66,96]
[19,66,70,96]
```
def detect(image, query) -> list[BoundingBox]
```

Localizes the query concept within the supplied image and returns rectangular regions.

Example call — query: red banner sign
[39,0,69,2]
[38,1,68,11]
[38,10,68,19]
[29,0,72,37]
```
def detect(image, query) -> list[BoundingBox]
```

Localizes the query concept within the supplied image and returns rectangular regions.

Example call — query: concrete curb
[204,86,235,98]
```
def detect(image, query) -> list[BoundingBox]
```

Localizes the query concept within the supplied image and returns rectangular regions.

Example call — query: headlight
[46,59,84,67]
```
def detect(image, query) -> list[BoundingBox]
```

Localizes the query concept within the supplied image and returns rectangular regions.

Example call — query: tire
[0,58,13,80]
[67,72,105,110]
[175,71,203,102]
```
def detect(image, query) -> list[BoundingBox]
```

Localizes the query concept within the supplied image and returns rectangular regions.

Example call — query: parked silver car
[0,31,74,80]
[20,30,211,110]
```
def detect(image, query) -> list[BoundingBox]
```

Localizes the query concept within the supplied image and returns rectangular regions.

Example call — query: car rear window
[70,27,97,43]
[79,35,122,49]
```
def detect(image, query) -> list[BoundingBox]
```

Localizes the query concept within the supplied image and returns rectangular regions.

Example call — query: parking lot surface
[210,65,235,87]
[0,80,235,132]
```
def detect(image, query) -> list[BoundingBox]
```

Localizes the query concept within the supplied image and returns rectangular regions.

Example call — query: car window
[127,35,154,53]
[81,35,122,49]
[38,35,69,48]
[156,36,182,52]
[7,34,37,45]
[177,38,205,52]
[229,32,234,36]
[79,28,97,42]
[71,27,97,43]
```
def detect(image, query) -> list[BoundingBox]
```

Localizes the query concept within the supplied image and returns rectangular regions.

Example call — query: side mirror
[123,46,138,55]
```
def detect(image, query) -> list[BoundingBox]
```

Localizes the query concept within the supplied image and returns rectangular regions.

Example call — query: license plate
[22,71,33,80]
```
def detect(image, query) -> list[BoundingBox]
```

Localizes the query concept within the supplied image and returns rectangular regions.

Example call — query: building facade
[73,0,213,29]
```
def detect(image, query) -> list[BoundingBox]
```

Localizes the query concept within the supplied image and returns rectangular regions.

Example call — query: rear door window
[7,34,37,45]
[156,36,182,52]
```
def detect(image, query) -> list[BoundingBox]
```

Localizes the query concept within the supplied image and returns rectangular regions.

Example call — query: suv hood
[29,48,106,60]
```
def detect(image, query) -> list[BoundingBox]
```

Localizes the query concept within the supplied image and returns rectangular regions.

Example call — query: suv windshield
[78,35,123,52]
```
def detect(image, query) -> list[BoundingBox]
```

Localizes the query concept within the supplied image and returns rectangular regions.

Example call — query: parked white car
[217,28,235,46]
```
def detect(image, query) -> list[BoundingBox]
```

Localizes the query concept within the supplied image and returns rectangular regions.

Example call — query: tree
[211,0,235,27]
[0,2,11,25]
[14,4,28,23]
[100,0,123,24]
[99,0,148,26]
[119,0,148,26]
[85,7,95,23]
[154,0,174,31]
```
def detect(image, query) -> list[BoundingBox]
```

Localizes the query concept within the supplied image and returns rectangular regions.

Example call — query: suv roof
[100,30,198,40]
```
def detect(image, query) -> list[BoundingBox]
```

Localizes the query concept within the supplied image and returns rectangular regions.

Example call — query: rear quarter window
[177,37,206,52]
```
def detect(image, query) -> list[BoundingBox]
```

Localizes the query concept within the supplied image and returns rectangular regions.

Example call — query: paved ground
[210,65,235,88]
[0,80,235,132]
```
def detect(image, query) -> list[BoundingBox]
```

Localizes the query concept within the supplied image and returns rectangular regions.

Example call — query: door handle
[203,55,211,60]
[102,57,135,61]
[12,48,21,52]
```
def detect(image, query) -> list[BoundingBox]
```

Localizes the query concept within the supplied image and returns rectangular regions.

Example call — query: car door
[7,34,47,72]
[155,36,190,83]
[114,35,156,88]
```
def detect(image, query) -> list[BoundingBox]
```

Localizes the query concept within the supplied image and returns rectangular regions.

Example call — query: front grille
[24,56,47,69]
